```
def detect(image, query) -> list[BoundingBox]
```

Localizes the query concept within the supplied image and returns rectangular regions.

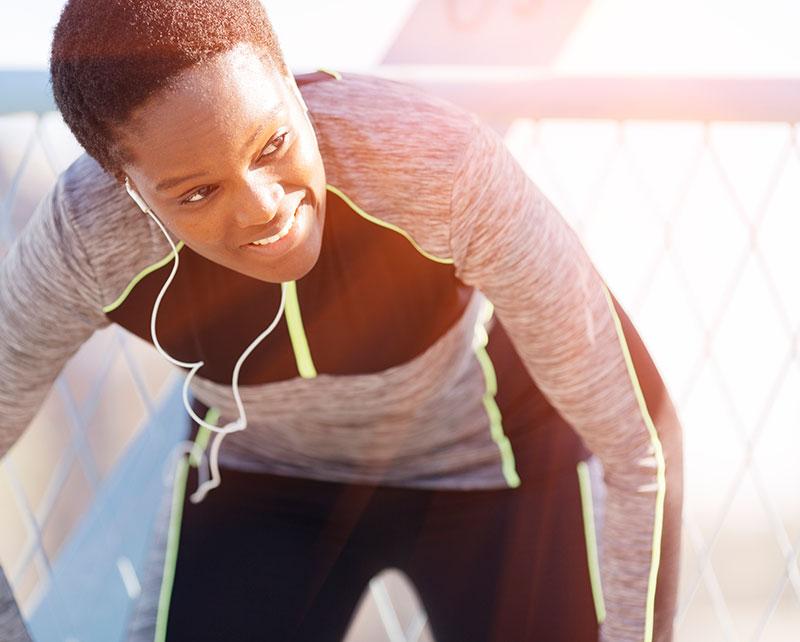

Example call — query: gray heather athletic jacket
[0,73,681,641]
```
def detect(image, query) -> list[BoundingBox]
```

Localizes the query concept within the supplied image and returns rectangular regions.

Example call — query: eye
[181,185,217,205]
[259,130,289,159]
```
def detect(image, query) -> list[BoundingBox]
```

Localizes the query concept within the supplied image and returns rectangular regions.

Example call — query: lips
[241,192,306,247]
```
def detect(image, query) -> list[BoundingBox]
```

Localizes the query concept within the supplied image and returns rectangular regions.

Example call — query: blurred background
[1,1,799,641]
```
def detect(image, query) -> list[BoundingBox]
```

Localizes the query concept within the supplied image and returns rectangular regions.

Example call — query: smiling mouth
[244,194,307,248]
[249,208,298,245]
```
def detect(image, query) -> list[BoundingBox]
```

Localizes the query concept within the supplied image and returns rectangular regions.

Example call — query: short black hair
[50,0,288,181]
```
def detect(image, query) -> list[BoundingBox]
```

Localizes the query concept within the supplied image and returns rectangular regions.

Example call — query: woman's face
[120,44,327,284]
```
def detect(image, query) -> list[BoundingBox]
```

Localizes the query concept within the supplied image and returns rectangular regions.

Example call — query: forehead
[141,46,286,125]
[119,44,292,171]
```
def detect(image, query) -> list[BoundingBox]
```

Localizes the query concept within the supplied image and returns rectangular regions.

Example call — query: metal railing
[391,68,800,641]
[2,69,799,641]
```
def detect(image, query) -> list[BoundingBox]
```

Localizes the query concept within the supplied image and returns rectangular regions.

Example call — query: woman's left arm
[448,119,683,642]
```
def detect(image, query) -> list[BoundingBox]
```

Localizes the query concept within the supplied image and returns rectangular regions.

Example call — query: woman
[0,0,682,640]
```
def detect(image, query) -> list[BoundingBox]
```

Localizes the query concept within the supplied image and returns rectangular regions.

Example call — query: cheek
[290,133,325,188]
[164,213,228,248]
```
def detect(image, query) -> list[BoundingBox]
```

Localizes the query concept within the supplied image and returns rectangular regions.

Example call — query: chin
[264,249,320,283]
[245,222,323,284]
[189,199,326,283]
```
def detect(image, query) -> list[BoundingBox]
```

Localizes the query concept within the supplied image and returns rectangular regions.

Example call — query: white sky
[1,0,799,75]
[552,0,800,76]
[0,0,419,71]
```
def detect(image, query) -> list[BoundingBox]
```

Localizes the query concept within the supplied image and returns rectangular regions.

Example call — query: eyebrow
[155,171,210,192]
[238,104,285,154]
[154,105,285,193]
[240,122,268,155]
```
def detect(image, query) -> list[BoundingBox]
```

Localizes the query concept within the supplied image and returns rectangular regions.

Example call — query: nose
[234,178,284,228]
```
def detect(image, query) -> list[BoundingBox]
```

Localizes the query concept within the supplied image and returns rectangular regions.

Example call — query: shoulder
[303,73,477,169]
[54,154,174,309]
[303,72,475,134]
[302,72,482,258]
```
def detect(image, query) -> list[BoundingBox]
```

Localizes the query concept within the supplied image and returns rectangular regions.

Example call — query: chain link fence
[1,72,799,641]
[502,115,800,642]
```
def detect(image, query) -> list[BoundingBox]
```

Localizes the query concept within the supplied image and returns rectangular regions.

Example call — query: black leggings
[162,454,601,641]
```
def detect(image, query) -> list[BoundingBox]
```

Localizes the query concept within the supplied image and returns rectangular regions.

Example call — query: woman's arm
[449,119,683,642]
[602,285,683,642]
[0,174,109,637]
[0,176,109,459]
[0,566,32,642]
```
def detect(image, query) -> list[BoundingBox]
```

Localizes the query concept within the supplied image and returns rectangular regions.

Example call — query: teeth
[250,210,296,246]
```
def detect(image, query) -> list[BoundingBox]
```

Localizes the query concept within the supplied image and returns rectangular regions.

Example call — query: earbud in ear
[124,177,151,214]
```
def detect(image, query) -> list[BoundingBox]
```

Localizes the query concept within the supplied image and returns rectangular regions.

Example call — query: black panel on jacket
[106,188,471,385]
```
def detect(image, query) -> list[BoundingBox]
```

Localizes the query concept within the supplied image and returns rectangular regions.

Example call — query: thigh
[400,463,600,642]
[163,463,384,642]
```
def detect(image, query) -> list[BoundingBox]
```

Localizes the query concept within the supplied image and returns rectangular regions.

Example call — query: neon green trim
[577,460,607,624]
[154,456,188,642]
[284,280,318,379]
[473,300,520,488]
[102,241,185,313]
[189,407,219,468]
[317,68,342,80]
[600,282,666,642]
[326,184,454,265]
[155,408,218,642]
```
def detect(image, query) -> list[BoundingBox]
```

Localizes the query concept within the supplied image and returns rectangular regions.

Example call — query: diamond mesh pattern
[505,117,800,642]
[1,108,798,640]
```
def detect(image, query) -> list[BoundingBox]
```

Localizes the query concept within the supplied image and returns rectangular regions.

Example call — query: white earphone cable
[124,178,286,503]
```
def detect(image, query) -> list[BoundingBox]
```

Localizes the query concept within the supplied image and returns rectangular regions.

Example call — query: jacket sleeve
[0,174,110,636]
[448,118,683,642]
[0,566,32,642]
[0,174,109,459]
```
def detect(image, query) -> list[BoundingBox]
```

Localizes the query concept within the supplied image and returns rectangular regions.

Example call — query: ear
[124,176,151,214]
